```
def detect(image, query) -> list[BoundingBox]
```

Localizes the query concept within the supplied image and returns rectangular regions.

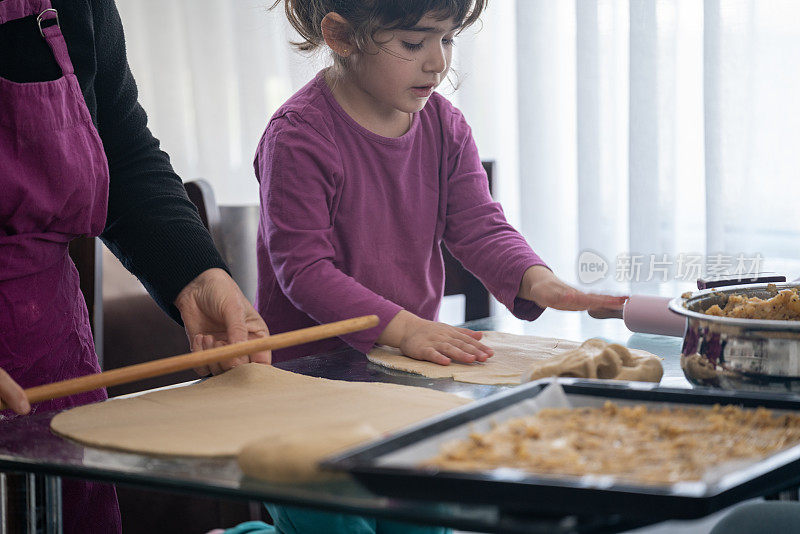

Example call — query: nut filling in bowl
[669,282,800,392]
[704,284,800,320]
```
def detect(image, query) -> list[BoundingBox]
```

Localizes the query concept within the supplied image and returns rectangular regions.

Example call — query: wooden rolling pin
[0,314,378,411]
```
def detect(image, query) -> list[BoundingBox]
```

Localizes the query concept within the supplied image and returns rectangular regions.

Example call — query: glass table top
[0,310,687,533]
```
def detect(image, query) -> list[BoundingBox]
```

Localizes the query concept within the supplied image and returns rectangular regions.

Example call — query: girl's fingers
[401,321,495,366]
[578,294,627,311]
[449,337,490,361]
[454,328,493,357]
[551,290,627,311]
[455,327,483,340]
[436,340,478,363]
[415,347,451,366]
[453,332,493,358]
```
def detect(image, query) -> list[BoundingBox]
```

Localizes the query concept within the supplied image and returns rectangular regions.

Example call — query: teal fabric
[224,520,276,534]
[710,502,800,534]
[264,504,450,534]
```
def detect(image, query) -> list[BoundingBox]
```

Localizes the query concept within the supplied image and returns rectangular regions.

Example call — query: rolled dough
[50,364,469,466]
[367,331,663,385]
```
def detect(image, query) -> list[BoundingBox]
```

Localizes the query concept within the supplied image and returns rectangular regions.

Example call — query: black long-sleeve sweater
[0,0,228,323]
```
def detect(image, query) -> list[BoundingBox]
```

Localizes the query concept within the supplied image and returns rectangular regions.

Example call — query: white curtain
[116,0,800,299]
[513,0,800,297]
[116,0,326,205]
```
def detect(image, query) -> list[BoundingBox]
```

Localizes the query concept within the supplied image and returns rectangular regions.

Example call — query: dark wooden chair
[184,179,220,231]
[67,178,222,369]
[100,180,223,396]
[441,160,494,322]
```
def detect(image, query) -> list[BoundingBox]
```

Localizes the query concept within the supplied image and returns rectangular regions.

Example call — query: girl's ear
[321,12,354,57]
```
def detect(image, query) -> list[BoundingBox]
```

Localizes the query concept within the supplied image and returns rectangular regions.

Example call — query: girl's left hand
[520,265,628,311]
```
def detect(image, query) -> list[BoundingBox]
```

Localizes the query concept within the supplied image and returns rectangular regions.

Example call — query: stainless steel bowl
[668,282,800,392]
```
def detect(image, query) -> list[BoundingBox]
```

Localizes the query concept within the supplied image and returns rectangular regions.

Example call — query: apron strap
[37,8,74,76]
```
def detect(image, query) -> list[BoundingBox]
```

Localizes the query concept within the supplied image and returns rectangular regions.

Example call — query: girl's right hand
[0,368,30,415]
[378,310,493,366]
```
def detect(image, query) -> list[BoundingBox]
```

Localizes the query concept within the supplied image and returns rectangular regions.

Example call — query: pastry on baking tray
[425,401,800,484]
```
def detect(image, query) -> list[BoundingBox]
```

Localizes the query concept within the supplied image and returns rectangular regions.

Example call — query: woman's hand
[174,268,270,376]
[377,310,493,366]
[0,368,30,415]
[520,265,628,311]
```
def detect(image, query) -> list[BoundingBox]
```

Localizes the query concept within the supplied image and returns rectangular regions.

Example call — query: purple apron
[0,0,121,531]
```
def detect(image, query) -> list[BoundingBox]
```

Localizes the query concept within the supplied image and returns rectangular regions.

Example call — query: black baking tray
[322,379,800,520]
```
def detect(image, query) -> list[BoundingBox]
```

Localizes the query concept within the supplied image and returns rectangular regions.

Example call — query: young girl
[256,0,625,367]
[239,3,628,532]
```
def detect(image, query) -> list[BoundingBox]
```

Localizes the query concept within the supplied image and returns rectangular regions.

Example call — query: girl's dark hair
[272,0,487,53]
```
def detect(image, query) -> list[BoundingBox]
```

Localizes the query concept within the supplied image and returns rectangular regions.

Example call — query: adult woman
[0,0,269,531]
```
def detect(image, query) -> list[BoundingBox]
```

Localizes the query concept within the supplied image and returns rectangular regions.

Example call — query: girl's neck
[324,67,412,138]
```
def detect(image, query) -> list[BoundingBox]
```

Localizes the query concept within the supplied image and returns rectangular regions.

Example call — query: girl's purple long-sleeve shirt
[255,70,547,362]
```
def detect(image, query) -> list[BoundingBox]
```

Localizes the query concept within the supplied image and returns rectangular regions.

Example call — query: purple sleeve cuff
[340,300,403,354]
[511,296,547,321]
[499,259,549,321]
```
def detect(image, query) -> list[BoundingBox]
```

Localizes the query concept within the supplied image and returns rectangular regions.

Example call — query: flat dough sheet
[367,331,662,385]
[50,364,468,460]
